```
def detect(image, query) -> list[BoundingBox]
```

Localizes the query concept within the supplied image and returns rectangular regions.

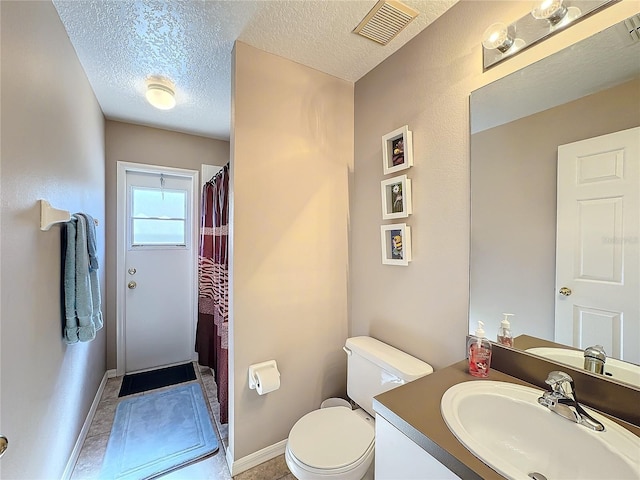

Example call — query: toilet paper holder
[248,360,280,391]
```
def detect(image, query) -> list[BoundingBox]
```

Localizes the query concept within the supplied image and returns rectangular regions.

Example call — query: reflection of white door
[555,127,639,364]
[117,163,198,374]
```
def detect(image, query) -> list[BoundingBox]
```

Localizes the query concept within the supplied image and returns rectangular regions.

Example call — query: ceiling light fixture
[145,78,176,110]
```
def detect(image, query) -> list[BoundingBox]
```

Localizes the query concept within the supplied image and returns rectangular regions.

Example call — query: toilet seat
[286,406,374,478]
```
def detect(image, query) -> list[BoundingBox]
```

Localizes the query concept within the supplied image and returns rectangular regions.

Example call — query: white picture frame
[382,125,413,175]
[381,174,412,220]
[380,223,412,266]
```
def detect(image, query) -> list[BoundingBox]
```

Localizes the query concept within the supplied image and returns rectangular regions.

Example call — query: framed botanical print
[381,174,412,220]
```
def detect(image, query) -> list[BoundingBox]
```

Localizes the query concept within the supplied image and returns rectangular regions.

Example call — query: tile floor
[71,363,294,480]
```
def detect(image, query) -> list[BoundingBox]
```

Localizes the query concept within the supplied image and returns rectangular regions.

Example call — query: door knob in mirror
[559,287,572,296]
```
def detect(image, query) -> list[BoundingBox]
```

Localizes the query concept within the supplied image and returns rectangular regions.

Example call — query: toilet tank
[345,336,433,416]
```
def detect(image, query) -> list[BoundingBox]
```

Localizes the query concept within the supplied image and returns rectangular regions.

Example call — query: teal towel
[78,213,103,330]
[74,214,96,342]
[63,218,79,344]
[78,213,99,271]
[63,214,103,344]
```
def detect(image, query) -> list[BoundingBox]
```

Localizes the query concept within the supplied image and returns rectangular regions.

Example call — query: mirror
[469,15,640,387]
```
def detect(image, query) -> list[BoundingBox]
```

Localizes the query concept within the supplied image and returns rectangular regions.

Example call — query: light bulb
[531,0,568,25]
[482,23,514,53]
[145,82,176,110]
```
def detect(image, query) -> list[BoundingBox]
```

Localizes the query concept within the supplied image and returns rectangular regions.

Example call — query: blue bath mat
[101,383,219,479]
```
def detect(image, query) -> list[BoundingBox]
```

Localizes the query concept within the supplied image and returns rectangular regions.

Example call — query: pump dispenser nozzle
[498,313,514,347]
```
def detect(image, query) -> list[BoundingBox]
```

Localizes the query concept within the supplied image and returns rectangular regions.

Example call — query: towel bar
[39,200,99,231]
[40,200,71,231]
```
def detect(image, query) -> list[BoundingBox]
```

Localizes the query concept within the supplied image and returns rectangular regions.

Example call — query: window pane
[132,187,186,219]
[132,219,185,245]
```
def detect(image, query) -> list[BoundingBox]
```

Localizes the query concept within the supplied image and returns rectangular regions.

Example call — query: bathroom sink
[441,381,640,479]
[526,347,640,387]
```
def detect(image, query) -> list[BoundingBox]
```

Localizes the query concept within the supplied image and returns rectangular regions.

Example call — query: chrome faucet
[538,371,605,431]
[584,345,606,375]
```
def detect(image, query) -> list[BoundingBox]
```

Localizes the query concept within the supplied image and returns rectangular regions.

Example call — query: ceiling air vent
[353,0,419,46]
[623,14,640,43]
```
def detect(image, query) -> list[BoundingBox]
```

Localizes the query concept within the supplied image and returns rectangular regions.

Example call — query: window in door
[129,186,188,247]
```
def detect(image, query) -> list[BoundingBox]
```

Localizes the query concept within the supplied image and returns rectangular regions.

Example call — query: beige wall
[351,0,638,369]
[104,121,229,369]
[231,42,354,461]
[0,1,106,478]
[471,79,640,342]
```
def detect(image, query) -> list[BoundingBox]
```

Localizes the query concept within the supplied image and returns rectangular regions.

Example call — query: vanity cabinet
[375,414,460,479]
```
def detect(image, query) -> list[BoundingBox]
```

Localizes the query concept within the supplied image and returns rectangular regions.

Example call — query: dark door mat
[119,362,197,397]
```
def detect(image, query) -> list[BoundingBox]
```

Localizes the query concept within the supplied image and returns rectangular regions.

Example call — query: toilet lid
[288,406,374,470]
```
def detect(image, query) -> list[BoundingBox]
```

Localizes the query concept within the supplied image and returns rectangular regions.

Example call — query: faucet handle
[545,371,574,396]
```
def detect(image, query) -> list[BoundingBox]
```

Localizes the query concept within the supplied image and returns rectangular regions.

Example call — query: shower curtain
[196,163,229,424]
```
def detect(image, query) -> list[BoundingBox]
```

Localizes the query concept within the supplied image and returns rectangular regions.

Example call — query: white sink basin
[526,347,640,387]
[441,381,640,479]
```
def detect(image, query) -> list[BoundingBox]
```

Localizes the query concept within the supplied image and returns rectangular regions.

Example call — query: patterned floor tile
[233,455,290,480]
[70,433,109,480]
[85,400,117,438]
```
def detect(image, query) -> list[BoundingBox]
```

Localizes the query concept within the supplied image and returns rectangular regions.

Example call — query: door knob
[128,281,137,289]
[0,435,8,458]
[559,286,572,296]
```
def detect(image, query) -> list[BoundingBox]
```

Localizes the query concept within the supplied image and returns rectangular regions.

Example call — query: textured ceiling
[52,0,458,140]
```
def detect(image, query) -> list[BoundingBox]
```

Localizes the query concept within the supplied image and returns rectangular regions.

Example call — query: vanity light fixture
[482,23,515,53]
[145,77,176,110]
[482,0,616,70]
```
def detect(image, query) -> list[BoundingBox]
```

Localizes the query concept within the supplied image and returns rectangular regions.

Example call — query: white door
[117,163,198,374]
[555,127,640,364]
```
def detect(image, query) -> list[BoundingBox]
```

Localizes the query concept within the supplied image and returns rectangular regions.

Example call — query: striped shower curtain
[196,163,229,424]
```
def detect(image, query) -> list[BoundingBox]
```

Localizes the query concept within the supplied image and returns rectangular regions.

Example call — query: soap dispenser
[468,321,492,378]
[497,313,514,347]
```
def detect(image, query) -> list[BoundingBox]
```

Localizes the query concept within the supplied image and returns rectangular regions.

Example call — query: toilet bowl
[285,337,433,480]
[285,406,374,480]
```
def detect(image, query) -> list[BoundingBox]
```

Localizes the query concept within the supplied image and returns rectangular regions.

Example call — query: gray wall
[0,1,106,477]
[230,41,353,462]
[470,78,640,342]
[104,120,229,369]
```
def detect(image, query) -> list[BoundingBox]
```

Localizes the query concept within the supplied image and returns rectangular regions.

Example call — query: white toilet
[285,336,434,480]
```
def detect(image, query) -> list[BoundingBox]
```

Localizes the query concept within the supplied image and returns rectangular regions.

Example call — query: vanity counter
[373,359,640,479]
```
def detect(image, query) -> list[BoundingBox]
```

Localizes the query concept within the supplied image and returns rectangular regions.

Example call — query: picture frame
[380,223,412,266]
[381,174,412,220]
[382,125,413,175]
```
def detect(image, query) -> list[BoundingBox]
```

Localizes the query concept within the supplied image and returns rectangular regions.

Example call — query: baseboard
[227,439,288,476]
[61,370,110,480]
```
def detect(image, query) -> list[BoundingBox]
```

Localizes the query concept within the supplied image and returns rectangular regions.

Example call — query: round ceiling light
[145,79,176,110]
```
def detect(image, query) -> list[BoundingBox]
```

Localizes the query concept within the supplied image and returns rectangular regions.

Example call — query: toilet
[285,336,434,480]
